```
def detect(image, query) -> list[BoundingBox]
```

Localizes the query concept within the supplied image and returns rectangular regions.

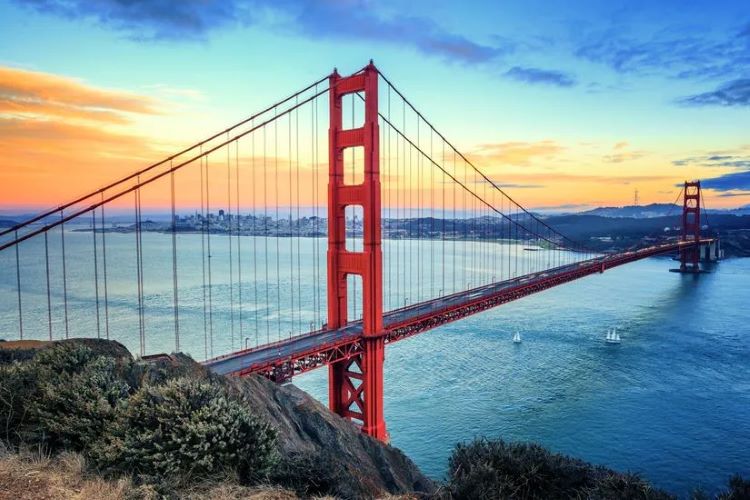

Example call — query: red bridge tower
[680,180,702,273]
[327,63,387,441]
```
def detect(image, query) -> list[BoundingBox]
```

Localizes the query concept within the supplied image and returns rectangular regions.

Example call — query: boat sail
[605,328,621,344]
[513,331,522,344]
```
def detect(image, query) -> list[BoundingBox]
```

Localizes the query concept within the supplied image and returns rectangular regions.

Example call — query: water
[1,231,748,496]
[295,257,750,497]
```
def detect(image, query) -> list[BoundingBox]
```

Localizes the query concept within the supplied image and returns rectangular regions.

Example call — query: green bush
[33,344,97,374]
[0,361,38,444]
[585,472,674,499]
[91,376,277,483]
[33,355,131,451]
[716,474,750,500]
[446,437,673,500]
[0,344,131,450]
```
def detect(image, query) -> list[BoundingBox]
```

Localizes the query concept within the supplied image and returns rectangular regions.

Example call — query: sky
[1,0,749,213]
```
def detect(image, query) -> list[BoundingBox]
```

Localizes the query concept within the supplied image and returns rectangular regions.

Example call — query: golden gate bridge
[0,62,717,441]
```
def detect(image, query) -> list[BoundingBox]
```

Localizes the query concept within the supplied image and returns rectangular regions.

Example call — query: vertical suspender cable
[430,128,434,299]
[420,117,424,299]
[252,125,260,346]
[15,230,23,339]
[92,211,101,338]
[396,102,401,308]
[206,154,214,357]
[235,139,243,343]
[295,100,302,334]
[170,162,180,352]
[263,124,270,342]
[101,196,110,339]
[227,133,235,352]
[288,113,294,336]
[134,188,144,356]
[275,110,281,339]
[382,86,398,309]
[311,91,318,328]
[60,211,69,338]
[441,140,445,296]
[351,94,358,320]
[44,232,52,340]
[452,150,456,294]
[200,151,209,359]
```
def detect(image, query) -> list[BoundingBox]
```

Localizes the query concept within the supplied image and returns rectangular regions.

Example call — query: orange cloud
[0,66,164,208]
[469,140,565,168]
[0,66,159,119]
[603,142,645,164]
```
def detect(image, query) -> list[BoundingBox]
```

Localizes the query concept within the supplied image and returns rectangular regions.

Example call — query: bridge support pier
[327,62,387,441]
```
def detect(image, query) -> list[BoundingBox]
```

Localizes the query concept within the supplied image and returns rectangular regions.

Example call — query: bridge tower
[327,62,387,441]
[680,180,701,273]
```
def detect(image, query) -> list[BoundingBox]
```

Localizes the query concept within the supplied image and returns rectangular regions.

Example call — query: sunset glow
[1,0,748,212]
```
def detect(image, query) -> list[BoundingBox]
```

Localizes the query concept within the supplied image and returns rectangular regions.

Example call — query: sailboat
[605,328,621,344]
[513,331,522,344]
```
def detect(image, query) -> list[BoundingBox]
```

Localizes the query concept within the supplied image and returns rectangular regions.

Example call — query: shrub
[586,472,674,499]
[33,355,131,451]
[91,376,277,484]
[0,344,133,452]
[0,361,38,444]
[717,474,750,500]
[446,437,673,500]
[33,344,97,375]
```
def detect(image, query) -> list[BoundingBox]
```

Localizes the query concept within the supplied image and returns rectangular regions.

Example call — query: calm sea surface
[1,230,748,496]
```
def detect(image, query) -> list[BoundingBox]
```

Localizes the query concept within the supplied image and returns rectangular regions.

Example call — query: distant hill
[0,218,18,228]
[579,203,750,218]
[579,203,679,218]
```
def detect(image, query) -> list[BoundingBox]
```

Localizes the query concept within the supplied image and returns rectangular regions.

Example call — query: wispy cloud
[498,183,545,189]
[504,66,576,87]
[14,0,239,41]
[701,170,750,192]
[575,22,750,107]
[13,0,510,64]
[602,141,645,163]
[678,79,750,107]
[575,24,750,80]
[716,190,750,198]
[673,148,750,168]
[470,140,565,167]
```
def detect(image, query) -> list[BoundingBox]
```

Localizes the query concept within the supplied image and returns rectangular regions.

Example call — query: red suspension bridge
[0,62,718,441]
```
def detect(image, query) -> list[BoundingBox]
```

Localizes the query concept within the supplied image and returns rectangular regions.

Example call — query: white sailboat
[605,328,621,344]
[513,331,522,344]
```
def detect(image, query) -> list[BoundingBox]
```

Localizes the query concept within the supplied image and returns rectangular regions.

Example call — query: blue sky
[1,0,748,209]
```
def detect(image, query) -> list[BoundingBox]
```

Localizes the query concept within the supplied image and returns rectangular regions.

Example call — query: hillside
[0,339,433,498]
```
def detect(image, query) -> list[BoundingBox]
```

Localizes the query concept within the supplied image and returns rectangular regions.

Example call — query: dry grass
[0,450,303,500]
[0,340,48,350]
[184,483,300,499]
[0,450,134,499]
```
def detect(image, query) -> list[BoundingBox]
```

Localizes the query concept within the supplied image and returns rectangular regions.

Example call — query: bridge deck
[205,240,710,379]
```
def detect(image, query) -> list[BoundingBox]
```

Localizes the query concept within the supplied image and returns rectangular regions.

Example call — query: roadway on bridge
[205,239,712,377]
[206,257,601,376]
